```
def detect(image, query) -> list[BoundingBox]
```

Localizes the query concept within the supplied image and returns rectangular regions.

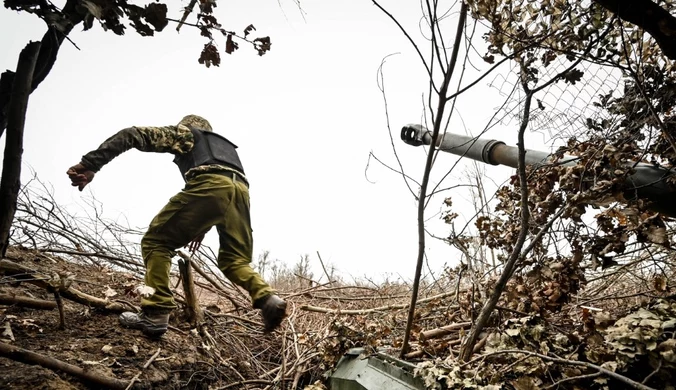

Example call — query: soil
[0,247,241,390]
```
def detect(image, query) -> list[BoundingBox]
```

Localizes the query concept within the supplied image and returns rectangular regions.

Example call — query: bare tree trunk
[0,71,14,137]
[593,0,676,60]
[0,42,41,257]
[0,0,84,136]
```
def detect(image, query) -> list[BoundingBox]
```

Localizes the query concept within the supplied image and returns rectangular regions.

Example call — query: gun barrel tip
[401,124,425,146]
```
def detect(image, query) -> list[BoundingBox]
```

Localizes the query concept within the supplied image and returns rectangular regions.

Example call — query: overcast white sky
[1,0,536,282]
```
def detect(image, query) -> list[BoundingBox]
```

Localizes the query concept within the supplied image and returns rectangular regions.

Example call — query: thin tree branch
[372,0,434,88]
[401,1,468,358]
[375,53,419,197]
[459,62,533,361]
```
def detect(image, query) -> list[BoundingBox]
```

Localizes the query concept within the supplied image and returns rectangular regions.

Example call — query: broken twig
[125,347,162,390]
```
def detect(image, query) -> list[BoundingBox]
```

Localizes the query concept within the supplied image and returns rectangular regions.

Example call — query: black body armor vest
[173,128,245,179]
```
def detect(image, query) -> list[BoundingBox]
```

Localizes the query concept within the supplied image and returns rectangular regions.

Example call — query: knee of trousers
[141,232,170,257]
[218,258,252,274]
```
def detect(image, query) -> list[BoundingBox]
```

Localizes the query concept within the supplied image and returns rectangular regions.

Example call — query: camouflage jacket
[80,125,247,181]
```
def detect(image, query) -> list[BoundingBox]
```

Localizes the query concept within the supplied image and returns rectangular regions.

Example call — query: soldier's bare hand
[188,233,205,254]
[66,163,95,191]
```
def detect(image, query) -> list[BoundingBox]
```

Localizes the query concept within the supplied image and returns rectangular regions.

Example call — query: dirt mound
[0,247,281,389]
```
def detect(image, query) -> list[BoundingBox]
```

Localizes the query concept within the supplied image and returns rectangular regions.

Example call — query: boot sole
[142,327,167,338]
[119,320,167,337]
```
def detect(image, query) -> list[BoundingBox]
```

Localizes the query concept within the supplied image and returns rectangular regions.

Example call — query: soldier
[66,115,287,337]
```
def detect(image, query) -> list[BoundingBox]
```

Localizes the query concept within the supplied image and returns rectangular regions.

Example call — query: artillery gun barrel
[401,124,676,218]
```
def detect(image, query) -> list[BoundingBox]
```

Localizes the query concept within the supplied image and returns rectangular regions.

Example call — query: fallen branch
[0,340,130,389]
[420,322,471,341]
[167,324,187,335]
[207,311,264,328]
[301,304,397,315]
[38,248,142,269]
[291,362,306,389]
[0,293,56,310]
[308,285,378,293]
[405,338,464,359]
[281,281,335,299]
[125,347,161,390]
[308,293,409,301]
[301,291,459,315]
[0,259,128,312]
[403,349,427,359]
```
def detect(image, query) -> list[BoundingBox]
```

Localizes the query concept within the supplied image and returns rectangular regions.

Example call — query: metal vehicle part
[330,348,425,390]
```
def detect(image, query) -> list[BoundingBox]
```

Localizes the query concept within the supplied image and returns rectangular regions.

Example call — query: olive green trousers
[140,173,273,311]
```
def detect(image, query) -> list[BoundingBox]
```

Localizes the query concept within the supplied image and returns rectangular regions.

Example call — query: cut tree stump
[184,254,244,309]
[177,251,203,327]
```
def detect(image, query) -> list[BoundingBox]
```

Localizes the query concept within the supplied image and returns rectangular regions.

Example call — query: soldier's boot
[254,294,287,332]
[119,309,170,338]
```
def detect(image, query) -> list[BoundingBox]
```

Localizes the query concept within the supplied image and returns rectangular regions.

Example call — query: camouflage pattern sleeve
[80,125,195,172]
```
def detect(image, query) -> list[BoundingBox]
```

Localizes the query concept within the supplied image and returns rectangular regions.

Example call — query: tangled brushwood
[0,172,673,390]
[3,0,676,389]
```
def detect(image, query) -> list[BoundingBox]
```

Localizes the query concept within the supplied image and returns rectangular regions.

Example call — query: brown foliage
[4,0,272,67]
